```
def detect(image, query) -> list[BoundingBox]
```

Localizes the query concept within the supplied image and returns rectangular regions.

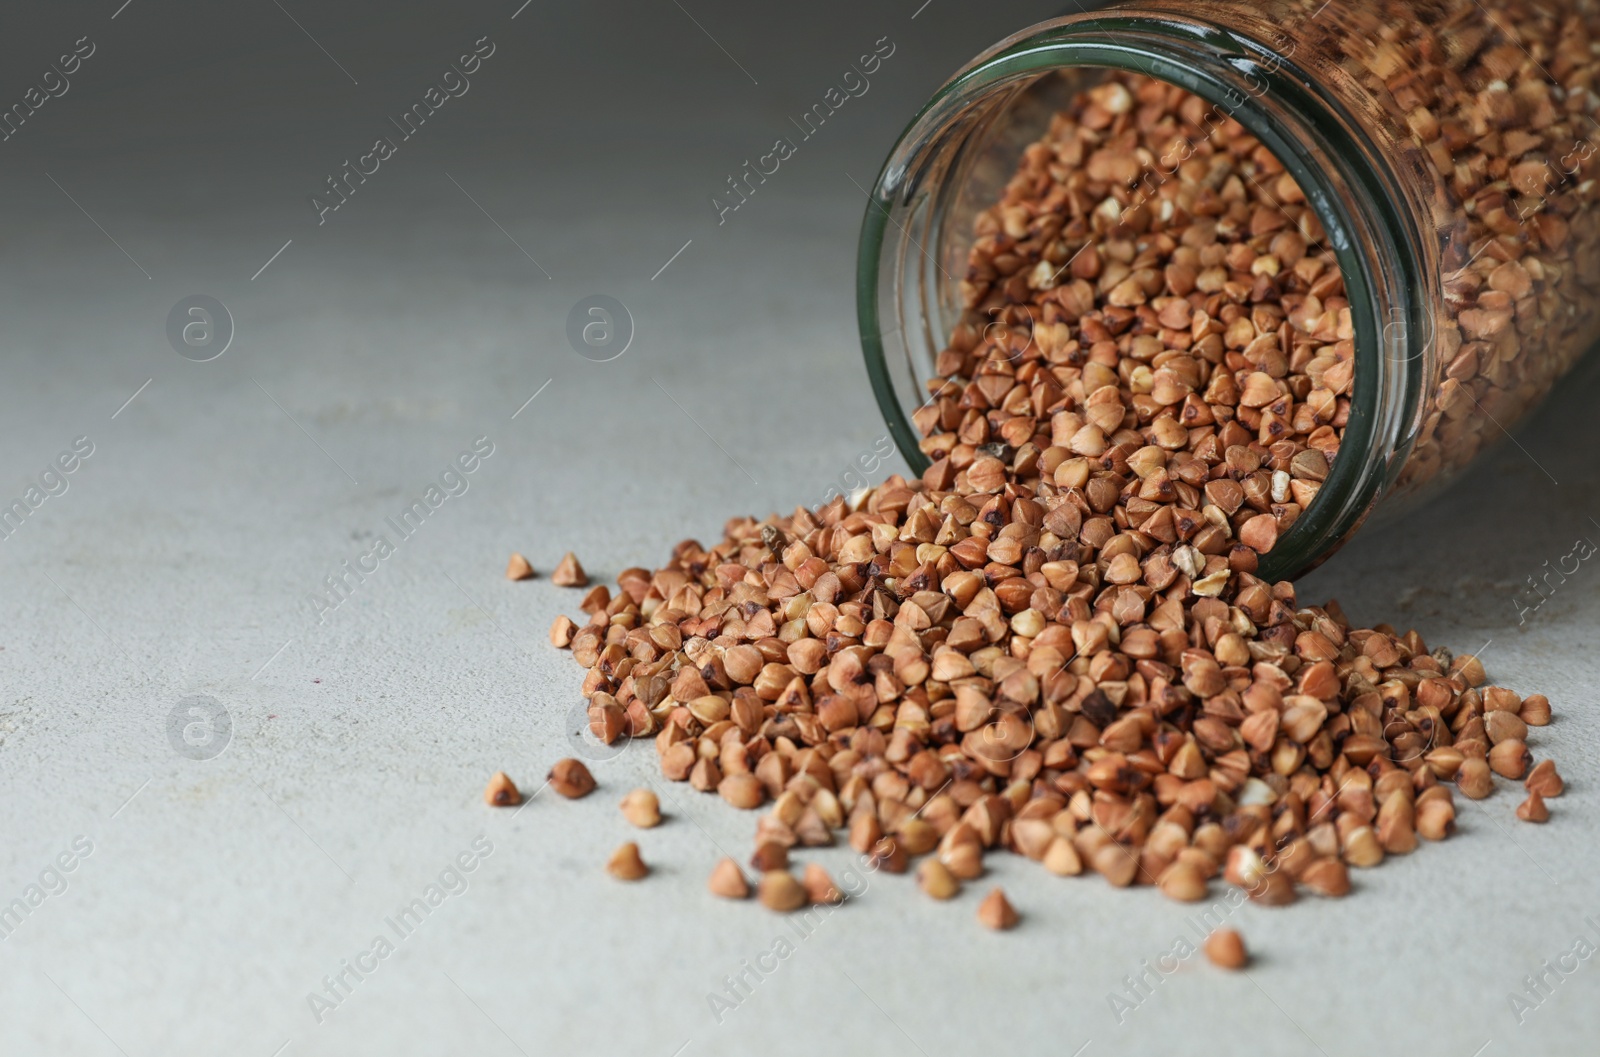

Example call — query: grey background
[1,2,1596,1055]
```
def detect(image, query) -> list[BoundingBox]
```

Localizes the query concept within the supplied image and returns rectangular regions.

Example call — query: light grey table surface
[1,2,1596,1055]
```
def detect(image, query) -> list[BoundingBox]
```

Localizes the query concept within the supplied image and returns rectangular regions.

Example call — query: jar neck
[857,10,1430,579]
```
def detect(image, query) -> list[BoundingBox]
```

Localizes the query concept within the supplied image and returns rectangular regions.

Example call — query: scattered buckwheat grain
[549,614,577,648]
[803,863,843,904]
[750,841,789,872]
[1205,928,1248,970]
[620,788,661,828]
[977,887,1018,930]
[607,841,648,880]
[708,858,750,899]
[918,858,961,900]
[758,870,808,912]
[548,758,595,799]
[552,552,588,587]
[1526,759,1564,798]
[506,552,535,581]
[483,771,520,807]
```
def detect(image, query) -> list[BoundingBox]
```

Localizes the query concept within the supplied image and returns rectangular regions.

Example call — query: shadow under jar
[858,0,1600,580]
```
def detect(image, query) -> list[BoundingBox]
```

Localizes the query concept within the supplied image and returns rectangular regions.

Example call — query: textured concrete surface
[1,2,1597,1055]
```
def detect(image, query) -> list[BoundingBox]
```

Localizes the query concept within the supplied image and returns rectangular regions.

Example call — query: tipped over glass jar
[858,0,1600,580]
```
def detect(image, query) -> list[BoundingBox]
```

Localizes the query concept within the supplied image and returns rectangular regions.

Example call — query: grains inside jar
[924,71,1352,557]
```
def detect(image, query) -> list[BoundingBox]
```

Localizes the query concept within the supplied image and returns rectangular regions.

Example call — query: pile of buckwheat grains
[536,69,1567,925]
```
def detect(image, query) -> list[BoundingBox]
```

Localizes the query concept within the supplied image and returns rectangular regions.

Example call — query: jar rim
[857,11,1428,580]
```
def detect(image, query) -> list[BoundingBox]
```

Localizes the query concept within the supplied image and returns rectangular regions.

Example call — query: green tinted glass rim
[856,15,1424,580]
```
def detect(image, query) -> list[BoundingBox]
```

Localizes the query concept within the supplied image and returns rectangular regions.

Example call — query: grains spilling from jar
[546,454,1563,921]
[540,69,1565,937]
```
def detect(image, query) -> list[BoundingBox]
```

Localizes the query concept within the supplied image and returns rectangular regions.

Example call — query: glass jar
[858,0,1600,580]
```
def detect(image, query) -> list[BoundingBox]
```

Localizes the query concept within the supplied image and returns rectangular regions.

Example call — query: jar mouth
[857,12,1427,580]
